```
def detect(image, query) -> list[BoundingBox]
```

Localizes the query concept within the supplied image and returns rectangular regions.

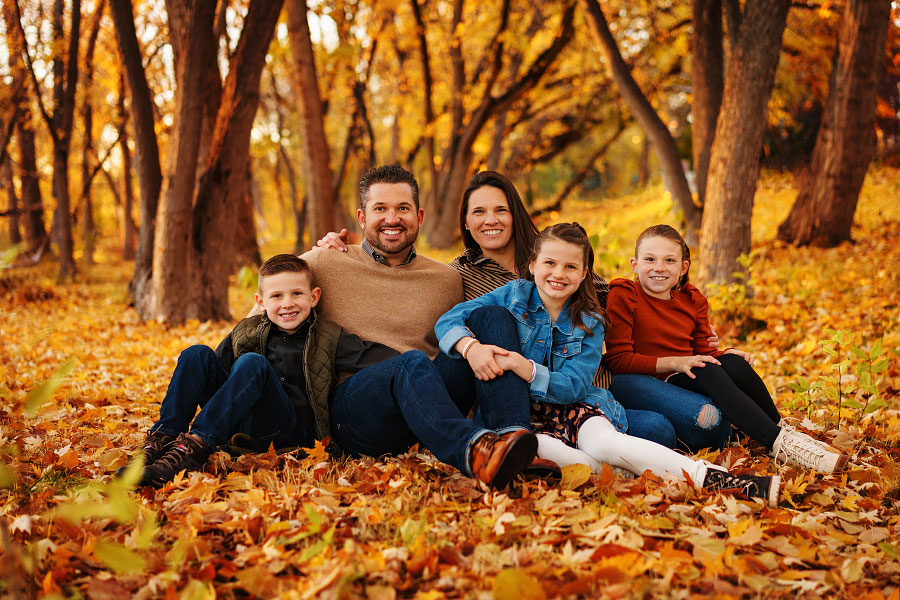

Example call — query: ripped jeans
[608,374,732,451]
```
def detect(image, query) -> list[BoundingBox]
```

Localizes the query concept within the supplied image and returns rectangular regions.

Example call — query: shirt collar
[361,239,417,266]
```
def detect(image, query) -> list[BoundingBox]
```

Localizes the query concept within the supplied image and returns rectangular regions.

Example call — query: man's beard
[365,225,417,256]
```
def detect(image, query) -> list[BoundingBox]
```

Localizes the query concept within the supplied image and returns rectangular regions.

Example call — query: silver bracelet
[461,338,478,359]
[528,359,537,383]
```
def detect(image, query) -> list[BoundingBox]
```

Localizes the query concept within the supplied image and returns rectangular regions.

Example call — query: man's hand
[658,355,720,379]
[724,348,753,365]
[316,229,349,251]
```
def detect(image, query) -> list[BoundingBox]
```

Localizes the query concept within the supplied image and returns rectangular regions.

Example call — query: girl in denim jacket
[436,223,779,504]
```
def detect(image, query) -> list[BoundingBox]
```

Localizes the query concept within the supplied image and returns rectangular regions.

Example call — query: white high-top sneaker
[770,426,848,474]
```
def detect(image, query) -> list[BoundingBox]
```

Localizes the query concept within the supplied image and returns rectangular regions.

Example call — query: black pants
[668,354,781,448]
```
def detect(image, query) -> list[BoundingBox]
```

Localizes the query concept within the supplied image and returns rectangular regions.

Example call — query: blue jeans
[151,345,308,450]
[432,305,532,433]
[624,409,677,449]
[609,374,732,451]
[330,351,490,475]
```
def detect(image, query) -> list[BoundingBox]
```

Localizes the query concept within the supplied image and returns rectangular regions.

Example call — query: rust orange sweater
[604,278,722,378]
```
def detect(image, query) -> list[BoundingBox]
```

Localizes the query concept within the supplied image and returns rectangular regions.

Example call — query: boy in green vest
[134,254,397,488]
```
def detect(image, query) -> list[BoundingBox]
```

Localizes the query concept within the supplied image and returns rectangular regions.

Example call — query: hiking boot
[770,425,848,474]
[141,430,177,465]
[469,430,537,489]
[140,433,212,488]
[115,430,176,479]
[703,467,780,507]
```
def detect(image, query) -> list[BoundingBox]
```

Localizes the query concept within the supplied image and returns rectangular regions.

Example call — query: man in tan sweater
[304,165,537,489]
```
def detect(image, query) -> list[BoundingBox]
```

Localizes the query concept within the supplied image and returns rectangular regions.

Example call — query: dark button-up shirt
[361,239,417,266]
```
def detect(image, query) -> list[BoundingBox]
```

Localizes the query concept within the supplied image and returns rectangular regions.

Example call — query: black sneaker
[703,468,780,507]
[140,433,212,488]
[115,430,177,479]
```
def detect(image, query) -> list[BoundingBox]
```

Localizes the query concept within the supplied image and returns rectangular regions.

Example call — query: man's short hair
[258,254,313,291]
[359,164,419,210]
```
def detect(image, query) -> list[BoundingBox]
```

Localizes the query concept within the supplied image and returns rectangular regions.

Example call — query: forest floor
[2,169,900,599]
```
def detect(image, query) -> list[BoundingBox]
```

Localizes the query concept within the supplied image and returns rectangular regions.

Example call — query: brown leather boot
[469,430,537,489]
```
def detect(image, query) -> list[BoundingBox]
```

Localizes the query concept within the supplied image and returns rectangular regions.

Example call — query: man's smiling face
[357,182,424,265]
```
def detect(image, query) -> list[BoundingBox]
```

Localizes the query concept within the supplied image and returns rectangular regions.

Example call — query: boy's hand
[316,229,349,251]
[724,348,753,365]
[466,342,510,381]
[659,355,720,379]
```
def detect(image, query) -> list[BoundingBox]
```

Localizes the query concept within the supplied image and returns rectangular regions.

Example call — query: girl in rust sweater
[604,225,848,474]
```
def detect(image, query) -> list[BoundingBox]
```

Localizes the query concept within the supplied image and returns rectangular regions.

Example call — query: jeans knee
[696,403,721,430]
[401,350,430,366]
[180,344,216,364]
[232,352,268,373]
[468,305,512,328]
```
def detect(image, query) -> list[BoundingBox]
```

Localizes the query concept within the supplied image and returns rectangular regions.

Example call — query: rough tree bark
[424,3,575,247]
[286,0,336,245]
[776,0,891,247]
[697,0,791,288]
[150,0,218,321]
[191,0,283,320]
[110,0,162,307]
[581,0,700,244]
[690,0,723,211]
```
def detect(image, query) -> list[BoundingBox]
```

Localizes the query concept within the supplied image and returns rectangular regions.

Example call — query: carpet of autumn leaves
[2,172,900,599]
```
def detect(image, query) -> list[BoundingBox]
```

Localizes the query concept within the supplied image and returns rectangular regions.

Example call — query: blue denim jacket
[435,279,627,432]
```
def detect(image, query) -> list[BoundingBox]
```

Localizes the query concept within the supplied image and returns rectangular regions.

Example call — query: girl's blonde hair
[634,224,691,290]
[528,222,603,335]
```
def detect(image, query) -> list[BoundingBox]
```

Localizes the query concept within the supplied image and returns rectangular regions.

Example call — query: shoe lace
[706,470,760,494]
[151,437,200,471]
[773,426,827,467]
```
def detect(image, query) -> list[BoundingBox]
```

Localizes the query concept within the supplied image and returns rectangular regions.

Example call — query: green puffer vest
[229,310,342,448]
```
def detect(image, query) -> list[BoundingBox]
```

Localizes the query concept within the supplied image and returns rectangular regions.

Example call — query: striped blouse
[449,246,613,388]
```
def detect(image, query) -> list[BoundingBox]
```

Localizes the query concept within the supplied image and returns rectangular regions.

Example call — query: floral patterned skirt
[531,402,606,448]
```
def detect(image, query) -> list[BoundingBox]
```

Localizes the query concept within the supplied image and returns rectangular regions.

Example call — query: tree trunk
[150,0,218,322]
[697,0,790,289]
[110,0,163,311]
[3,156,22,245]
[48,0,81,280]
[16,120,46,256]
[776,0,891,247]
[192,0,283,320]
[113,76,138,259]
[286,0,335,245]
[79,0,105,265]
[581,0,700,244]
[690,0,723,210]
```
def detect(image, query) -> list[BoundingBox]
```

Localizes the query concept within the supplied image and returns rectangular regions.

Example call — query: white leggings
[536,416,710,484]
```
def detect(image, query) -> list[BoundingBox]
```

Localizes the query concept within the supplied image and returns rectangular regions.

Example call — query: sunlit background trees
[1,0,898,322]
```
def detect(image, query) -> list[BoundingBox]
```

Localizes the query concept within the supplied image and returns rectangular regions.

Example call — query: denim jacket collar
[507,280,598,337]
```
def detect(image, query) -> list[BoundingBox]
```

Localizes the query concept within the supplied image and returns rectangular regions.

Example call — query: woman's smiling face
[465,186,514,253]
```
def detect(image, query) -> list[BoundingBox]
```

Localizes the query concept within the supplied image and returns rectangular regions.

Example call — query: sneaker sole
[768,474,781,507]
[490,433,538,489]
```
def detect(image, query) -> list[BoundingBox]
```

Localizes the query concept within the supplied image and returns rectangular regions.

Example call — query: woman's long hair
[459,171,538,277]
[528,222,603,335]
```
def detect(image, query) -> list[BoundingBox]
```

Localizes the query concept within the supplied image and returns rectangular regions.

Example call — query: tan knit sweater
[301,246,463,357]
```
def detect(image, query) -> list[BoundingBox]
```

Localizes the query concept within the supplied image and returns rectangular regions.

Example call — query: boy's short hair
[359,164,419,210]
[258,254,313,291]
